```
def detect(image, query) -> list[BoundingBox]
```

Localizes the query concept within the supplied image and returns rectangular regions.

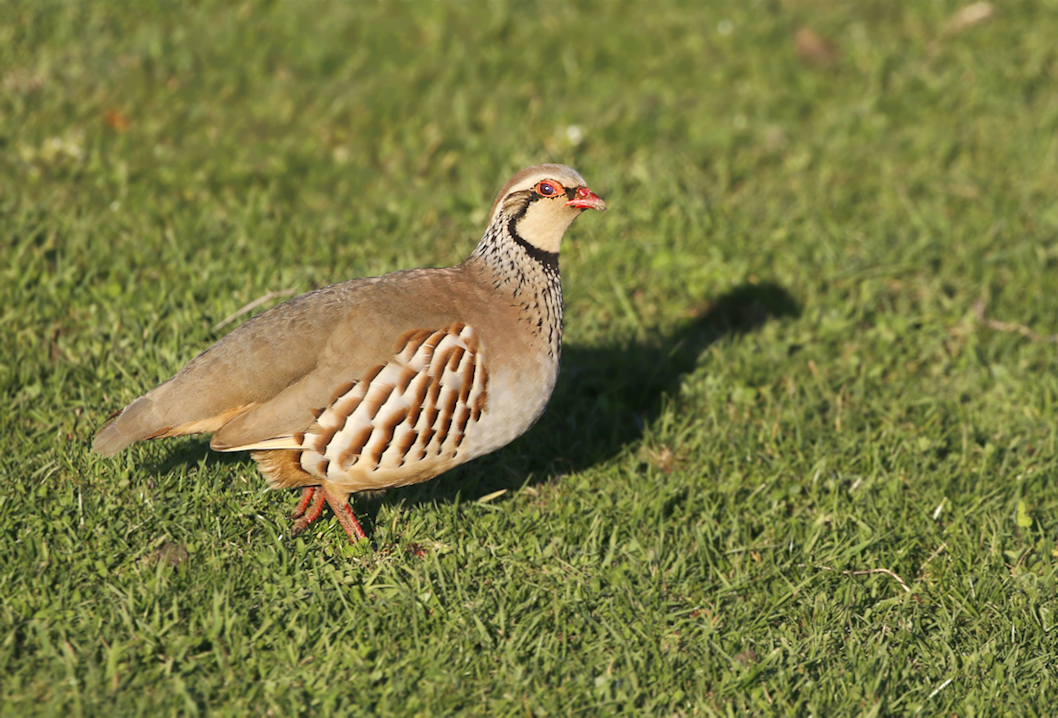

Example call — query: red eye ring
[535,180,562,197]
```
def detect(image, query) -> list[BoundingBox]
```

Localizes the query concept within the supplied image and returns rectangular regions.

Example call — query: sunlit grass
[2,0,1057,713]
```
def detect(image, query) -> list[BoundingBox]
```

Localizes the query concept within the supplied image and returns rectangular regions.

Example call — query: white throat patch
[513,199,579,255]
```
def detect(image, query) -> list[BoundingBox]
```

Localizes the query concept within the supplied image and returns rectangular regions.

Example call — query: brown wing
[226,324,488,479]
[92,268,471,456]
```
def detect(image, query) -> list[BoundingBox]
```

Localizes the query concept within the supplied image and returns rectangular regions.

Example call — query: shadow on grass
[143,281,799,535]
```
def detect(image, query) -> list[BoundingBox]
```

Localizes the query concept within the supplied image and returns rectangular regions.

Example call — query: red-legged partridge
[94,164,606,543]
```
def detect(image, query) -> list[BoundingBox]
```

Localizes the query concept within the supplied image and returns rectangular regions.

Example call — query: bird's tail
[91,396,172,456]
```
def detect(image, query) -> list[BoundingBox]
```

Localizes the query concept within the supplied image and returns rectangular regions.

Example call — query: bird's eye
[535,181,561,197]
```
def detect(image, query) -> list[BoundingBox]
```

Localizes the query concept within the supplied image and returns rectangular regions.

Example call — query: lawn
[3,0,1058,714]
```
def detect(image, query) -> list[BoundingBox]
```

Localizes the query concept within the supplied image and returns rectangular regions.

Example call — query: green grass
[3,0,1058,713]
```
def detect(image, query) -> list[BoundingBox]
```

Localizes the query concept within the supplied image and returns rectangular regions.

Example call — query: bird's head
[489,164,606,256]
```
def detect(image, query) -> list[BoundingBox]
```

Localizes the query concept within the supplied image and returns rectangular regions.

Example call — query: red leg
[290,488,327,536]
[322,489,367,543]
[289,487,317,519]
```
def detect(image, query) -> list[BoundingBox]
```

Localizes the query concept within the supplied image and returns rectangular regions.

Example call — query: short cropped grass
[3,0,1058,714]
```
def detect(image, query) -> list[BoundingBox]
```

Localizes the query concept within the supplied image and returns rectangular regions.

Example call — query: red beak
[566,187,607,211]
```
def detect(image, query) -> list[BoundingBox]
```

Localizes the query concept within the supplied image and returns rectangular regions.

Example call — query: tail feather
[92,392,253,456]
[92,396,165,456]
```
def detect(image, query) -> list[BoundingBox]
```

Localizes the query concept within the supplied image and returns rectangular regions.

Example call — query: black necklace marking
[506,216,559,272]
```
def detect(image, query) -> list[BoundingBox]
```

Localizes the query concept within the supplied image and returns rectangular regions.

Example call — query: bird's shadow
[146,281,799,534]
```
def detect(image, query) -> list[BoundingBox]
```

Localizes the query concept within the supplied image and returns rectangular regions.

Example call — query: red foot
[289,487,317,519]
[288,486,367,544]
[290,488,326,536]
[324,492,368,543]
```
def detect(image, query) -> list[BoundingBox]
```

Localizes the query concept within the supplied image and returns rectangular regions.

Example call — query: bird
[93,164,606,543]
